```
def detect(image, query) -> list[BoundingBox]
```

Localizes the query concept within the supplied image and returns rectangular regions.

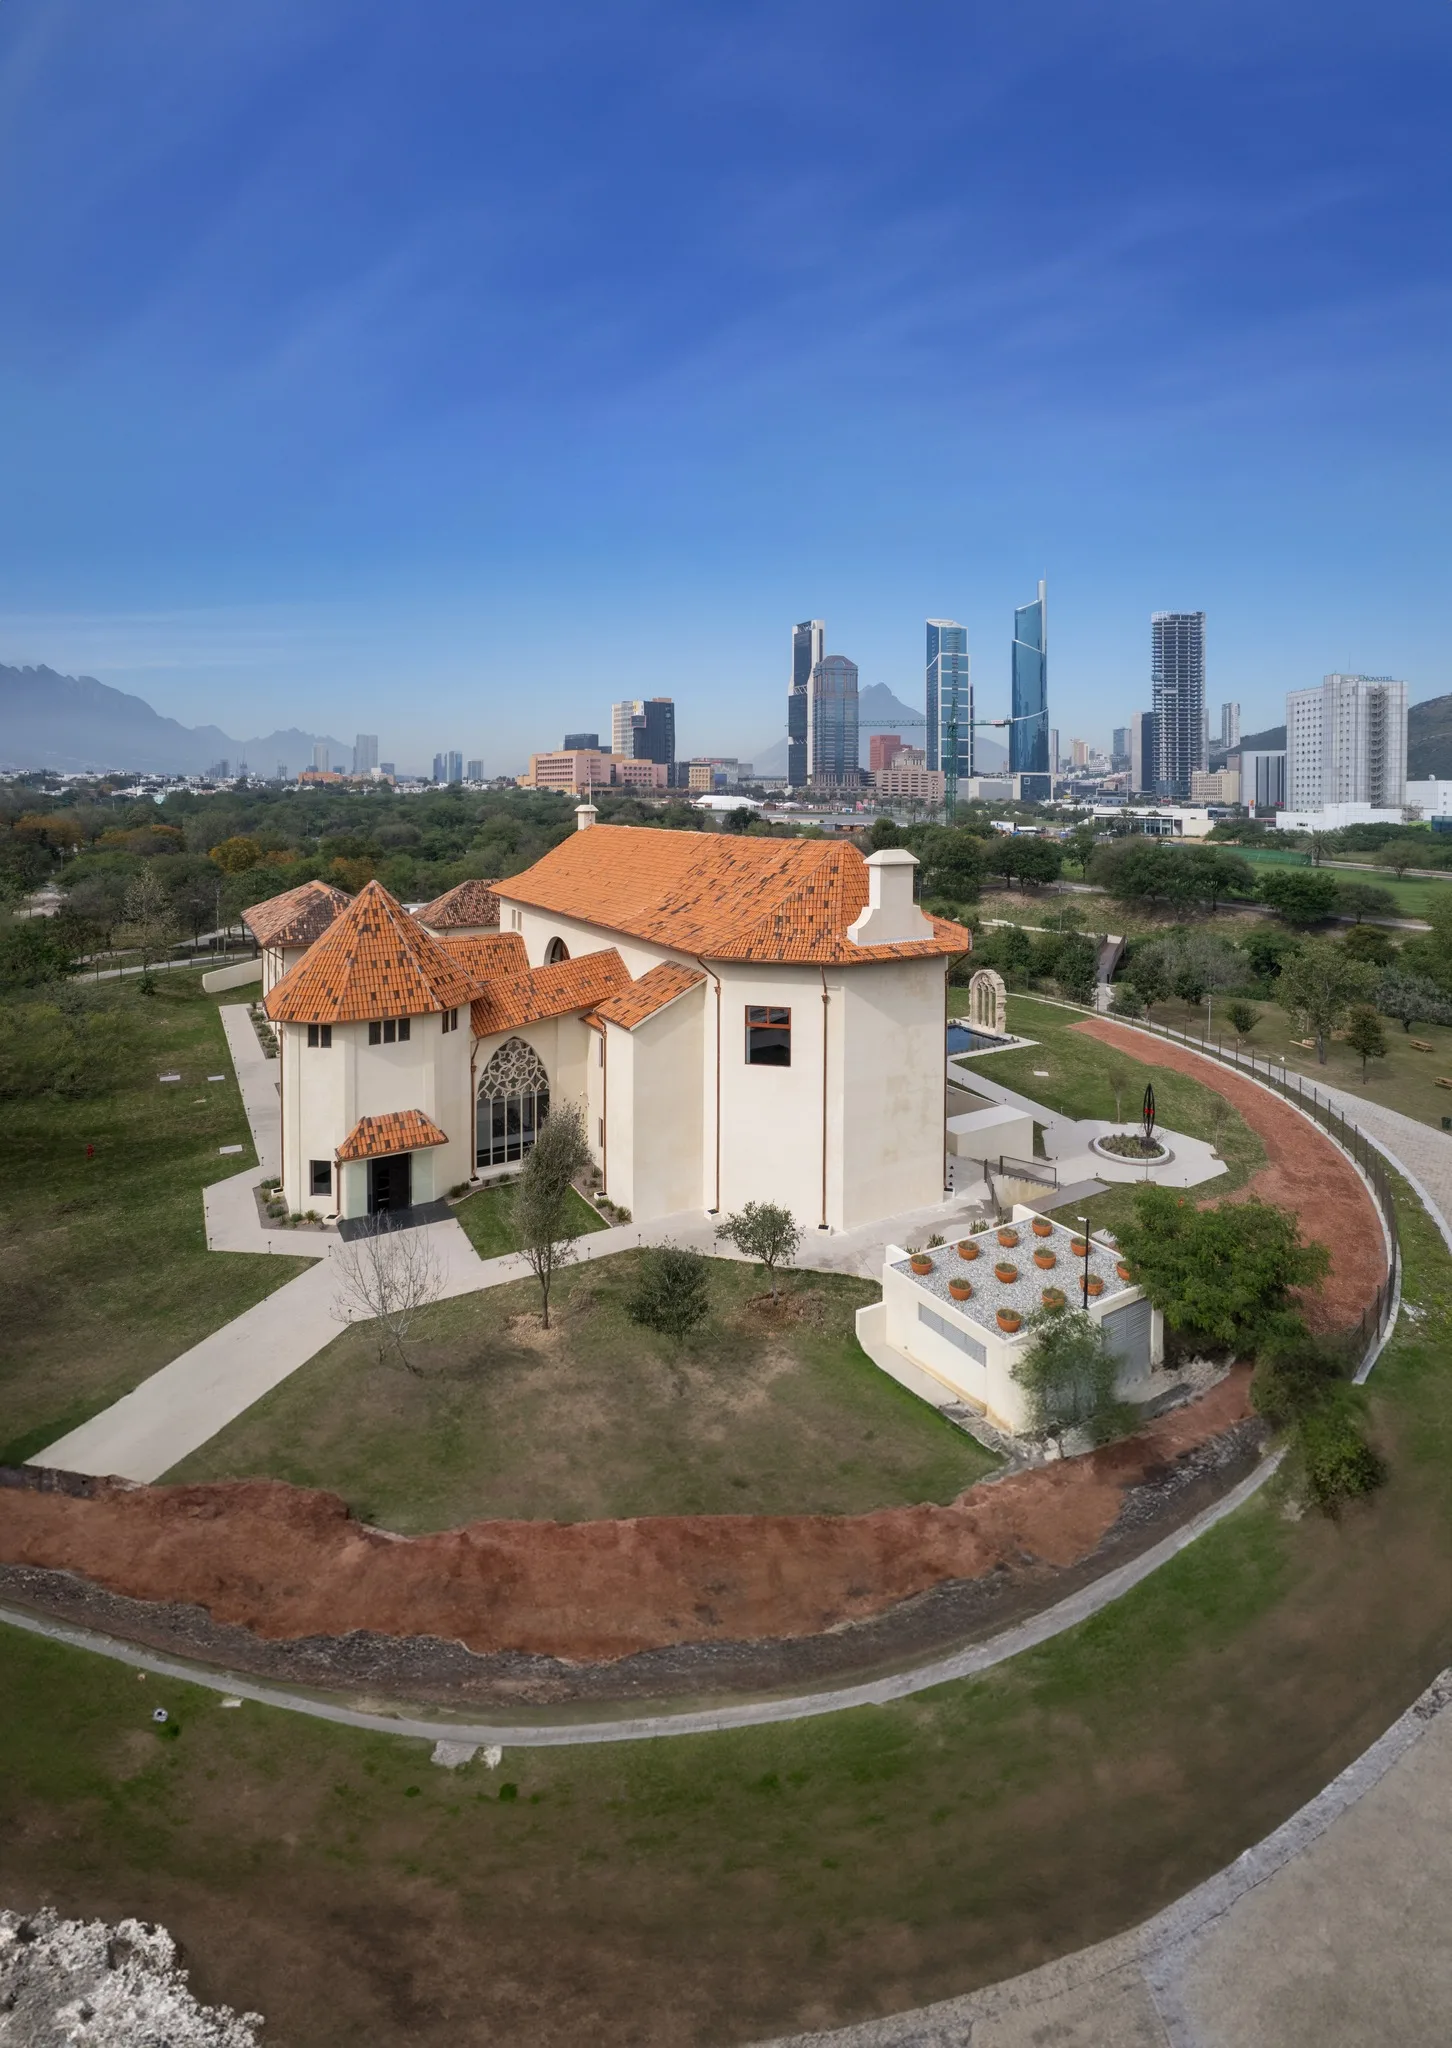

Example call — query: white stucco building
[260,813,970,1228]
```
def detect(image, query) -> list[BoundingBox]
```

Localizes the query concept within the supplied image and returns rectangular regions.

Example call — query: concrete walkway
[954,1059,1229,1195]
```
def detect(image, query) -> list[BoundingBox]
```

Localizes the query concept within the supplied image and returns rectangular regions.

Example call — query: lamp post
[1078,1213,1091,1307]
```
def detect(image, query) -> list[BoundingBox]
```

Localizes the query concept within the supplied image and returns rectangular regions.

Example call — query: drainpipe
[595,1018,609,1195]
[819,966,830,1231]
[695,955,722,1213]
[469,1029,479,1179]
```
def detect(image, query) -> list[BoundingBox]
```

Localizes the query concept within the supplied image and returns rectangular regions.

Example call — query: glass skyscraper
[788,620,823,787]
[1151,612,1206,798]
[926,620,971,784]
[1010,581,1049,779]
[807,653,859,787]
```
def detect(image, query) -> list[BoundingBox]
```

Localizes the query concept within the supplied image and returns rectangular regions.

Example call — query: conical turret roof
[265,879,480,1025]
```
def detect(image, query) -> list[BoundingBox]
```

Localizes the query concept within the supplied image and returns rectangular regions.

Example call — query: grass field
[163,1255,996,1526]
[453,1178,609,1257]
[1230,845,1452,918]
[6,1172,1450,2048]
[0,973,310,1466]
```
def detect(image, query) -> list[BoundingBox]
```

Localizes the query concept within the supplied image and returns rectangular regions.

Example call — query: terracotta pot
[1041,1287,1066,1310]
[1031,1218,1054,1238]
[1116,1261,1133,1282]
[910,1255,933,1274]
[957,1240,980,1260]
[948,1279,973,1301]
[1033,1249,1056,1270]
[994,1262,1018,1284]
[996,1310,1023,1333]
[1070,1238,1089,1257]
[1086,1275,1105,1297]
[997,1228,1020,1248]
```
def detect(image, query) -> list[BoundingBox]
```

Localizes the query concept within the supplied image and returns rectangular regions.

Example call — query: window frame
[744,1004,792,1067]
[309,1158,333,1199]
[306,1023,332,1048]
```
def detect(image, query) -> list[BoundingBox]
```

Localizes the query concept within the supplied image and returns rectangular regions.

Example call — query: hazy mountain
[1237,723,1286,752]
[0,664,351,776]
[750,680,1005,779]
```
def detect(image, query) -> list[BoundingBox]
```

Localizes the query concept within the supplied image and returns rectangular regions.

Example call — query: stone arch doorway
[476,1036,550,1168]
[545,937,570,964]
[967,967,1008,1037]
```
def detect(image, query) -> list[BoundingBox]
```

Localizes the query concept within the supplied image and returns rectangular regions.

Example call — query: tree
[212,835,264,873]
[64,870,133,950]
[868,816,902,851]
[1172,956,1208,1011]
[1344,1002,1387,1081]
[1256,868,1339,927]
[625,1243,712,1375]
[330,1217,445,1373]
[512,1099,590,1328]
[1224,997,1258,1040]
[1011,1307,1124,1453]
[1377,842,1415,881]
[916,826,984,903]
[117,866,180,993]
[1109,980,1145,1018]
[1104,1059,1132,1121]
[1114,1186,1330,1351]
[1335,881,1397,924]
[1307,830,1335,868]
[1124,944,1170,1008]
[1278,940,1379,1063]
[1054,931,1098,1004]
[1342,922,1395,966]
[1377,967,1452,1033]
[1064,824,1098,877]
[715,1200,802,1299]
[0,912,81,991]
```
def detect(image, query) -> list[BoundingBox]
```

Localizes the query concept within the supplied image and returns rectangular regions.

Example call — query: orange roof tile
[470,948,630,1038]
[336,1110,448,1162]
[492,826,969,964]
[266,879,481,1025]
[438,930,529,981]
[417,878,501,929]
[592,960,705,1030]
[243,878,353,949]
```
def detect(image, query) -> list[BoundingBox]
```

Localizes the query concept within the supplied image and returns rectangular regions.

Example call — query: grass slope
[5,1173,1449,2048]
[453,1179,608,1258]
[0,974,310,1464]
[164,1256,995,1526]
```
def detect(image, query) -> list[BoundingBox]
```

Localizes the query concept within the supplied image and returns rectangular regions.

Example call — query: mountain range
[0,664,352,776]
[750,681,1007,778]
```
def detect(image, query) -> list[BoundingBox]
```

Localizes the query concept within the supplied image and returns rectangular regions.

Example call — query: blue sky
[1,0,1448,773]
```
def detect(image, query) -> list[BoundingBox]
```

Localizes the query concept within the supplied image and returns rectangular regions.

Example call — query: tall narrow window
[745,1005,791,1066]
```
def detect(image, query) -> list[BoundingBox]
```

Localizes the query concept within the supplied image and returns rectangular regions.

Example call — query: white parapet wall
[946,1102,1034,1165]
[201,959,263,993]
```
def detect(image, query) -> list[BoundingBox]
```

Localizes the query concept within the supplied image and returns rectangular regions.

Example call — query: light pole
[1078,1214,1091,1307]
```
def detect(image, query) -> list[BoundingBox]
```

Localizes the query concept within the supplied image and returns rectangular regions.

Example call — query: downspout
[597,1018,609,1196]
[694,955,722,1213]
[819,966,830,1230]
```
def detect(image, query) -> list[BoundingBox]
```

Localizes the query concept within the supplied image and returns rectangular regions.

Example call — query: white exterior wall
[706,963,832,1226]
[279,1010,474,1218]
[1286,689,1324,812]
[1406,780,1452,819]
[261,942,310,998]
[502,901,683,979]
[838,957,949,1230]
[599,988,705,1219]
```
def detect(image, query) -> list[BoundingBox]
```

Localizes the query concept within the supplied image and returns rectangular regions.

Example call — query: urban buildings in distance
[1010,581,1050,798]
[807,653,860,788]
[1151,610,1207,799]
[925,620,971,785]
[1284,673,1408,820]
[788,620,823,788]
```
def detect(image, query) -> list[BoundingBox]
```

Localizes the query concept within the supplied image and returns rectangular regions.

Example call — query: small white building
[262,814,970,1228]
[1273,803,1409,833]
[861,1212,1163,1436]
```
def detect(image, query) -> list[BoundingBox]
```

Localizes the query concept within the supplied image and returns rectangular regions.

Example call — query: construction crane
[860,711,1026,819]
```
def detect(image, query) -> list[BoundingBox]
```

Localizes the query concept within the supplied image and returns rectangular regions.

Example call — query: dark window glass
[398,1017,410,1042]
[746,1005,791,1066]
[309,1159,332,1197]
[308,1024,318,1047]
[305,1023,332,1048]
[383,1019,396,1043]
[369,1021,382,1045]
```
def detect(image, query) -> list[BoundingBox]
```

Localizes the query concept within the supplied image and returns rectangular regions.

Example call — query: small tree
[1344,1002,1387,1081]
[1377,967,1452,1034]
[1109,980,1145,1019]
[715,1200,802,1300]
[512,1100,589,1328]
[1256,869,1340,928]
[1011,1307,1124,1454]
[1104,1060,1131,1122]
[1278,940,1379,1064]
[331,1217,444,1373]
[625,1244,712,1385]
[117,866,179,993]
[1336,881,1397,925]
[1114,1186,1329,1353]
[1172,957,1208,1013]
[1225,997,1258,1040]
[1125,946,1170,1009]
[1377,843,1415,881]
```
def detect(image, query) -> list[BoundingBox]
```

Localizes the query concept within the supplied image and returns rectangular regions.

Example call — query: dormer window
[368,1017,412,1044]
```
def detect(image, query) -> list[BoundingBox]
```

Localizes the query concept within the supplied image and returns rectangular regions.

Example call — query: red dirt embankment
[1072,1019,1387,1332]
[0,1375,1251,1663]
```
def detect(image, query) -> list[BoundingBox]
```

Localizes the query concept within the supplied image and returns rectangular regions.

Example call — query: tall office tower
[1287,674,1408,812]
[1219,703,1240,751]
[446,750,464,782]
[466,758,484,782]
[1129,710,1157,794]
[432,753,446,782]
[1010,581,1049,779]
[926,620,972,783]
[1241,748,1287,810]
[352,733,378,775]
[1111,726,1129,767]
[788,620,824,787]
[807,654,859,786]
[1151,611,1206,798]
[1070,738,1090,768]
[312,742,329,773]
[612,699,676,770]
[564,732,600,751]
[1049,727,1060,772]
[870,732,906,773]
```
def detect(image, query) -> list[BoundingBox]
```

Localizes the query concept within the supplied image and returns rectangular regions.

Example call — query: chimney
[847,848,933,947]
[575,802,598,831]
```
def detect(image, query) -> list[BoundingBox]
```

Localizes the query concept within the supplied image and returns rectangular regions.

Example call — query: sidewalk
[951,1060,1229,1195]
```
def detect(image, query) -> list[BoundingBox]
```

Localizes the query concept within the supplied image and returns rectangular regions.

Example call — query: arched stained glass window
[476,1036,550,1167]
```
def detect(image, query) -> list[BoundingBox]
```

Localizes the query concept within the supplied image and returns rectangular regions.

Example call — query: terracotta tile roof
[266,879,481,1025]
[417,878,501,929]
[336,1110,448,1162]
[243,878,353,949]
[438,930,529,981]
[592,960,705,1030]
[492,826,970,964]
[470,947,630,1038]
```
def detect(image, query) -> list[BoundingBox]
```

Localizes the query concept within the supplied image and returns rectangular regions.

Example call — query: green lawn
[1233,845,1451,919]
[163,1255,996,1527]
[453,1179,609,1257]
[0,973,310,1465]
[6,1173,1450,2048]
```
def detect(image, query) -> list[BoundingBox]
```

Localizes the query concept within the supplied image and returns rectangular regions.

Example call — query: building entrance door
[368,1152,412,1215]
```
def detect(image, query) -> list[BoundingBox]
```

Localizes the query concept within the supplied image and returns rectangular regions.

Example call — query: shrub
[1011,1307,1128,1452]
[1114,1186,1329,1351]
[625,1244,712,1352]
[1293,1389,1387,1515]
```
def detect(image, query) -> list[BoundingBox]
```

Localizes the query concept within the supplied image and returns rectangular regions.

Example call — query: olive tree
[715,1200,802,1299]
[513,1100,590,1328]
[1011,1307,1124,1454]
